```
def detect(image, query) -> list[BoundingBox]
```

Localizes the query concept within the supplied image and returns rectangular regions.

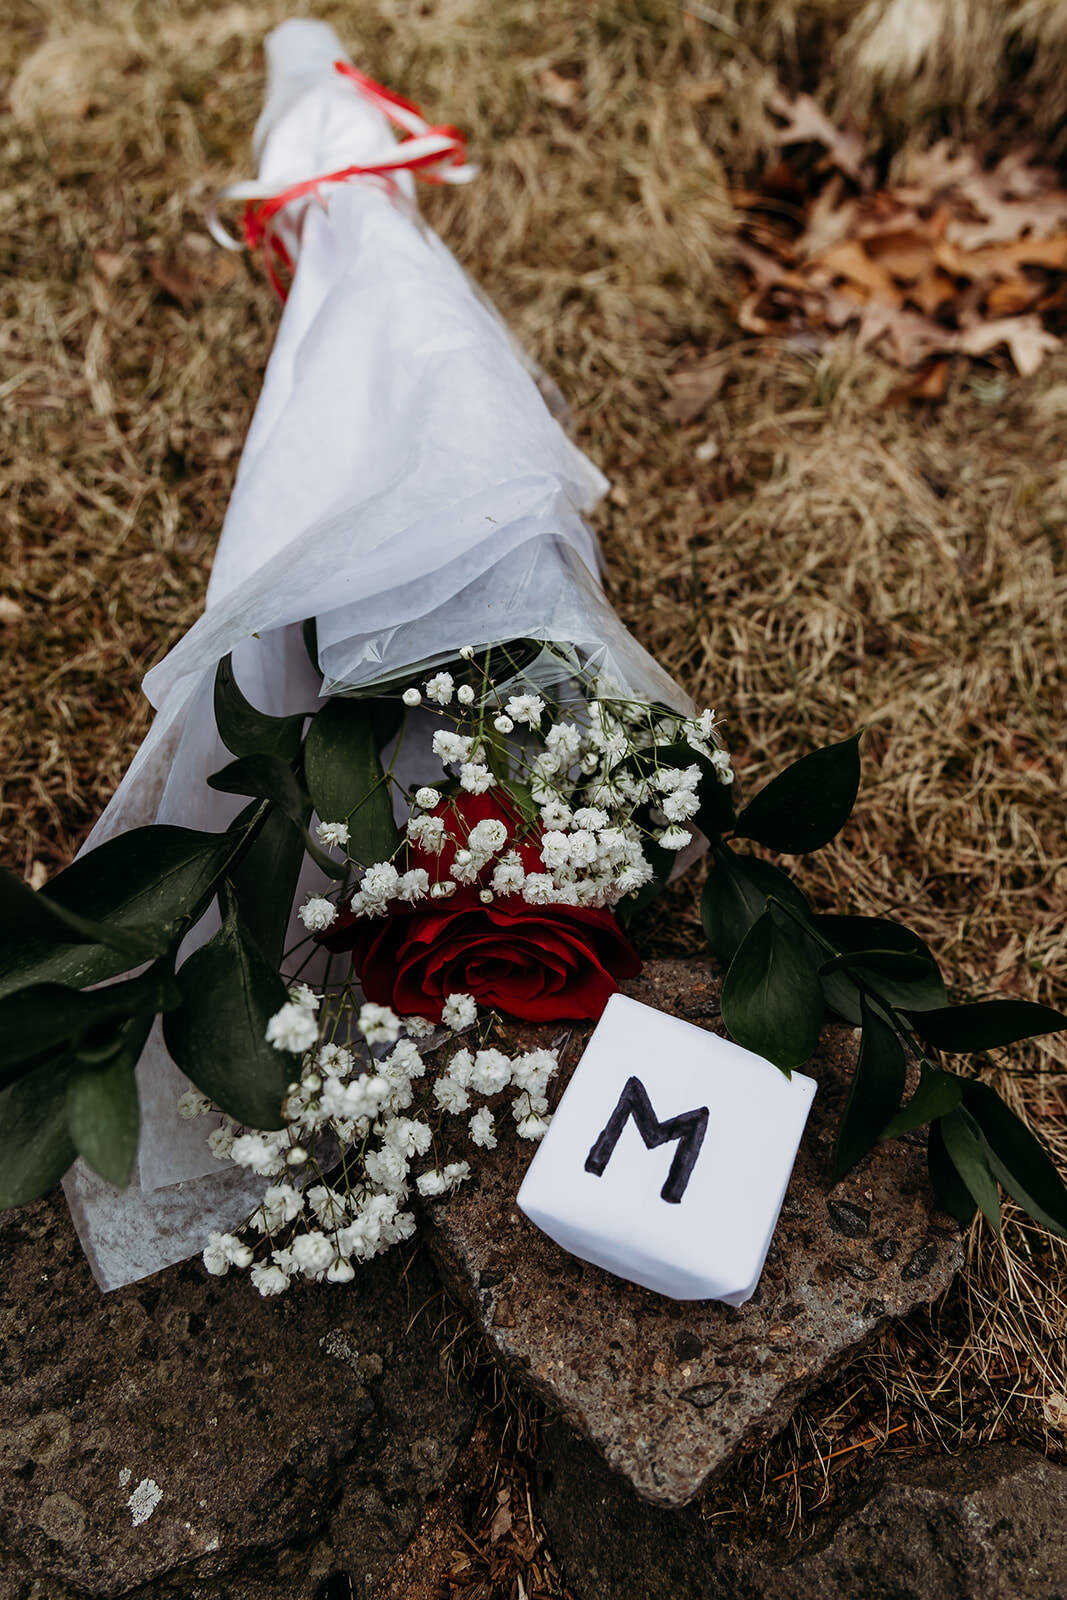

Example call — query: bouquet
[2,20,1065,1298]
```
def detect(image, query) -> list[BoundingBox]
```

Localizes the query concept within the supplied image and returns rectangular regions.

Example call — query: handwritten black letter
[584,1077,709,1204]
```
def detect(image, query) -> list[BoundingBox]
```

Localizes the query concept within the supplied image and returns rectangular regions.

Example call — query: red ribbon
[235,60,474,301]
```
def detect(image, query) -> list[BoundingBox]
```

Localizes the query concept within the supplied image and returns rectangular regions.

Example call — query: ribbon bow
[209,61,476,300]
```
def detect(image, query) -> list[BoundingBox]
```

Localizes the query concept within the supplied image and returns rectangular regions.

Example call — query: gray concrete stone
[0,1194,474,1600]
[421,959,962,1508]
[536,1426,1067,1600]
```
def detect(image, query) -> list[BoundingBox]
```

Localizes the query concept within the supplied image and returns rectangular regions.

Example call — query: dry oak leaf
[811,240,899,300]
[957,316,1062,378]
[768,90,869,186]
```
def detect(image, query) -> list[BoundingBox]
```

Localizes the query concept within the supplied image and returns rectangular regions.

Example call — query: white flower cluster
[193,990,557,1296]
[338,654,731,918]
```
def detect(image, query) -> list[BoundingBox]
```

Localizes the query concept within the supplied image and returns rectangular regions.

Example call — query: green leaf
[832,994,908,1181]
[229,808,308,969]
[907,1000,1067,1053]
[962,1081,1067,1239]
[700,847,810,966]
[927,1119,978,1227]
[0,1057,76,1209]
[733,732,861,854]
[881,1064,963,1138]
[721,905,824,1073]
[0,826,242,1001]
[304,698,400,868]
[163,899,295,1129]
[214,653,306,761]
[940,1107,1001,1232]
[813,915,947,1024]
[207,753,309,818]
[0,963,181,1088]
[207,753,345,879]
[66,1016,147,1188]
[0,869,161,962]
[820,949,932,983]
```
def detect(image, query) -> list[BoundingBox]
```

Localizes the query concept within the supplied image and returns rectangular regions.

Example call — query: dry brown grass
[2,0,1065,1579]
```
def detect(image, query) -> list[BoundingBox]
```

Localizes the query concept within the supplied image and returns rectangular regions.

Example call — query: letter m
[583,1077,709,1204]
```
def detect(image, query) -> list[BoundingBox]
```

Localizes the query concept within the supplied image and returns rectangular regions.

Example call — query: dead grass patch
[1,0,1064,1581]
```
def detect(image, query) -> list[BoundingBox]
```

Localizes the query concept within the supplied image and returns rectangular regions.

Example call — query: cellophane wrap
[64,17,692,1290]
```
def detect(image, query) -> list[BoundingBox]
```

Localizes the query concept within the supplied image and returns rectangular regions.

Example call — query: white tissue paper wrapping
[64,18,692,1290]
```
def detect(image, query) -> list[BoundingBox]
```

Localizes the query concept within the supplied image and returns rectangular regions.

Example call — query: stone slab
[0,1195,474,1600]
[536,1427,1067,1600]
[421,959,962,1508]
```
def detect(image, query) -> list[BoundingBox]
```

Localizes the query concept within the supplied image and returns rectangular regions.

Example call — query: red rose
[321,791,641,1024]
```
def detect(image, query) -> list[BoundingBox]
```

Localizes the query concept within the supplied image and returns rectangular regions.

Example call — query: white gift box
[517,994,817,1304]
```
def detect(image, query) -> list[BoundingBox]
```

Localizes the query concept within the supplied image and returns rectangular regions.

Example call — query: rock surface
[536,1427,1067,1600]
[422,959,962,1508]
[0,1194,474,1600]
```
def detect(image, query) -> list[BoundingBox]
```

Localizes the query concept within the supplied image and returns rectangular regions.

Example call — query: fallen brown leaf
[663,359,729,423]
[146,254,202,309]
[813,240,898,299]
[733,113,1067,379]
[864,229,933,283]
[957,315,1062,377]
[885,359,951,406]
[985,278,1042,317]
[768,90,868,186]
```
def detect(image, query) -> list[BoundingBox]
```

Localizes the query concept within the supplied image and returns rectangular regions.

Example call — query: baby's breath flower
[469,1107,497,1149]
[493,714,514,734]
[457,684,475,705]
[471,1048,511,1095]
[316,820,350,848]
[359,1002,401,1044]
[266,1003,319,1055]
[408,814,446,853]
[432,729,473,764]
[458,644,477,660]
[459,762,494,794]
[402,687,422,707]
[522,873,556,905]
[177,1089,211,1119]
[425,671,454,705]
[434,1075,470,1113]
[468,817,508,856]
[298,894,337,932]
[539,798,572,830]
[491,852,525,895]
[398,868,430,902]
[415,786,440,810]
[230,1139,286,1177]
[659,825,693,851]
[207,1124,236,1161]
[291,1232,334,1278]
[442,993,477,1031]
[506,693,545,726]
[250,1262,289,1296]
[430,880,457,899]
